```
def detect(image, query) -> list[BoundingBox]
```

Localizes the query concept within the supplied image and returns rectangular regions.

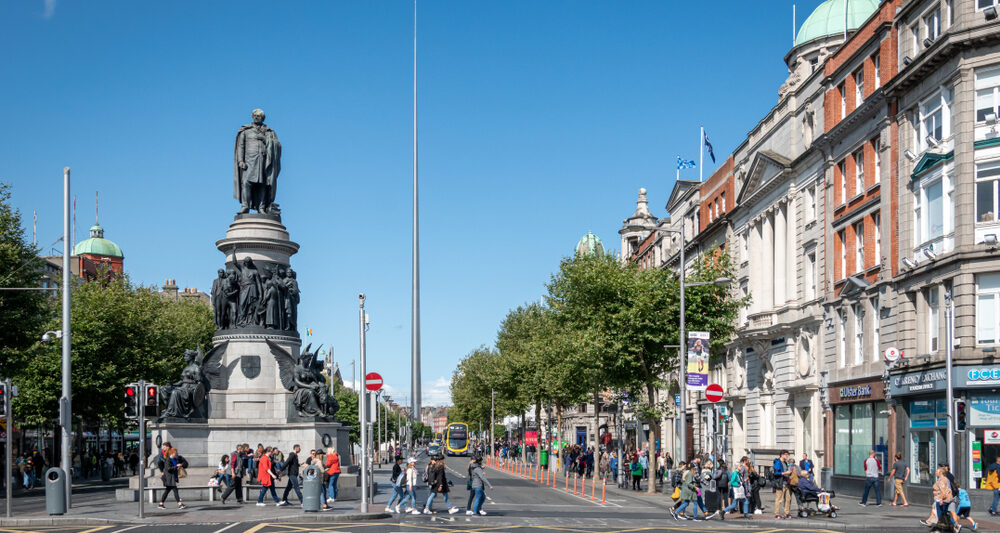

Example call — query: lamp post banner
[687,331,710,391]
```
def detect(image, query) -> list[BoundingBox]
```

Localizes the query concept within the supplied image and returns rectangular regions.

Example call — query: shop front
[888,367,948,493]
[829,377,891,495]
[952,365,1000,493]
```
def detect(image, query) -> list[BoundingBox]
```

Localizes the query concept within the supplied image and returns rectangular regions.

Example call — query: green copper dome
[793,0,879,47]
[73,224,123,258]
[576,232,605,257]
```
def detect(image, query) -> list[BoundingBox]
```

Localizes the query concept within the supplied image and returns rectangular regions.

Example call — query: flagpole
[699,126,704,182]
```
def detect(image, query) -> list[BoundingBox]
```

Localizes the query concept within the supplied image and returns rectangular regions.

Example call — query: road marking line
[213,523,243,533]
[111,526,144,533]
[79,528,115,533]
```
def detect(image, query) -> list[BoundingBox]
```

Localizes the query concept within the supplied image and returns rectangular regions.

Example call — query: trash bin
[45,467,66,515]
[302,465,322,512]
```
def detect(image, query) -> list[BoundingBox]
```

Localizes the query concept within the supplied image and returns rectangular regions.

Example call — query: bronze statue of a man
[234,109,281,214]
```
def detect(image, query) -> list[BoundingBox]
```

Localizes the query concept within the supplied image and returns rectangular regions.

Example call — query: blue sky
[1,0,822,406]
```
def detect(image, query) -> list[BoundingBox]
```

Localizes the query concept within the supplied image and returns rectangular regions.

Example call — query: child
[952,484,978,531]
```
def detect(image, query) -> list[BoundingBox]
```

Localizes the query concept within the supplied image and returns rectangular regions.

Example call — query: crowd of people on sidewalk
[151,441,343,512]
[384,454,494,516]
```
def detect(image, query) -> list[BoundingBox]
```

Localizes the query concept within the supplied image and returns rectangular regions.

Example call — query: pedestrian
[403,458,420,514]
[157,448,188,510]
[464,457,476,513]
[423,456,460,514]
[467,456,493,516]
[748,462,764,514]
[216,454,231,490]
[638,449,649,480]
[859,449,883,506]
[220,445,246,504]
[665,452,674,472]
[325,447,341,505]
[385,456,406,513]
[799,453,813,480]
[630,456,642,490]
[714,460,730,512]
[609,452,618,484]
[987,456,1000,516]
[720,456,751,520]
[255,447,280,506]
[921,466,954,528]
[889,452,910,507]
[669,461,687,517]
[279,444,302,506]
[674,463,701,520]
[773,450,792,519]
[951,483,978,531]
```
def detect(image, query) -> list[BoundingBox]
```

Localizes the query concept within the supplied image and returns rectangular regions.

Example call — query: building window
[874,212,881,264]
[980,0,1000,11]
[838,229,847,280]
[810,57,819,72]
[839,82,847,119]
[914,166,953,247]
[855,69,864,106]
[806,250,817,300]
[923,8,941,43]
[976,65,1000,122]
[872,296,881,361]
[838,161,847,205]
[807,185,817,221]
[853,303,864,365]
[873,53,881,89]
[839,309,848,368]
[834,401,890,476]
[721,192,726,212]
[855,220,865,273]
[978,273,1000,344]
[928,287,940,352]
[976,161,1000,223]
[919,87,952,149]
[873,139,881,185]
[741,231,748,262]
[854,148,865,195]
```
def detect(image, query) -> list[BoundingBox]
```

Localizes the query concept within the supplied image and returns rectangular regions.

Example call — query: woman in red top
[326,448,341,503]
[256,447,280,505]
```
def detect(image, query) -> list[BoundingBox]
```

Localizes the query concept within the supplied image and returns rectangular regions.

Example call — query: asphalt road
[0,454,945,532]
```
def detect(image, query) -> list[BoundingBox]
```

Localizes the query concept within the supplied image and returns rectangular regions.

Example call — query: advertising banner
[687,331,710,391]
[971,396,1000,427]
[525,430,538,446]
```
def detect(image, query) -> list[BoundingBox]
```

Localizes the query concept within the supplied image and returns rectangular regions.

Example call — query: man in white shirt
[859,450,882,506]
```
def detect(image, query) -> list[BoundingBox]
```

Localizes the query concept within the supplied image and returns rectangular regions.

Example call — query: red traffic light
[147,386,157,397]
[124,386,136,397]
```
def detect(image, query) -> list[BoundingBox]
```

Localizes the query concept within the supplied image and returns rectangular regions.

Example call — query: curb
[0,511,391,527]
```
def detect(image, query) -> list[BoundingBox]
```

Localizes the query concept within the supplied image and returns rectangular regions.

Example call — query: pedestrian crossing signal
[124,384,139,420]
[145,384,159,417]
[0,383,6,417]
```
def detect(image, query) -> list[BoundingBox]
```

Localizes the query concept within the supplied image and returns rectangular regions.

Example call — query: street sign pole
[5,377,12,518]
[358,294,368,513]
[138,378,145,519]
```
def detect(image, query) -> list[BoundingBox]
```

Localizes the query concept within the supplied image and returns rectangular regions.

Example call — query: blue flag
[677,156,696,170]
[703,130,716,164]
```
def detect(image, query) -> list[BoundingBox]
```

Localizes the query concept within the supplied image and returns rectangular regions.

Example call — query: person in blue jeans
[987,456,1000,515]
[859,450,882,506]
[721,458,750,519]
[423,457,460,514]
[386,457,406,512]
[468,456,493,515]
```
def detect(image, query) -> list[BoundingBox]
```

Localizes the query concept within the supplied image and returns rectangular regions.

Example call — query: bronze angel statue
[266,340,338,418]
[160,342,231,420]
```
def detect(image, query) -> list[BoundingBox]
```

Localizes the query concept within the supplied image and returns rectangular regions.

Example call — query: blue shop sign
[958,367,1000,388]
[890,369,948,396]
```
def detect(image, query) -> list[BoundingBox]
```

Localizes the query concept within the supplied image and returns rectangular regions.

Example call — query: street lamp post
[653,227,730,462]
[61,167,73,508]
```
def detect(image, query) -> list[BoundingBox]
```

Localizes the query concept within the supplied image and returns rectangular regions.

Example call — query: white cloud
[42,0,55,19]
[422,376,451,406]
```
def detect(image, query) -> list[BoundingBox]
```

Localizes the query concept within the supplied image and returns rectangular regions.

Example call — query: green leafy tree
[14,274,214,427]
[0,182,54,378]
[334,384,360,444]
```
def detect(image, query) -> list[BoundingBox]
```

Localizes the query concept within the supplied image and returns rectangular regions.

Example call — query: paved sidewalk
[487,461,1000,531]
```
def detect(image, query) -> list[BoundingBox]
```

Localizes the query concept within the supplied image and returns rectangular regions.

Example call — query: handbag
[207,477,220,487]
[177,467,187,479]
[670,486,681,500]
[732,485,746,500]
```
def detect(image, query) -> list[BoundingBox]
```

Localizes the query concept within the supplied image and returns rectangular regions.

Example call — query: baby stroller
[791,485,838,518]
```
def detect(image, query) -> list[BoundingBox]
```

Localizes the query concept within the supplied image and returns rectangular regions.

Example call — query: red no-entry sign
[705,383,724,403]
[365,372,383,392]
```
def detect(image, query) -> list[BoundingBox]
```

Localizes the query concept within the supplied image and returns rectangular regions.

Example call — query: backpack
[788,467,799,487]
[671,469,683,487]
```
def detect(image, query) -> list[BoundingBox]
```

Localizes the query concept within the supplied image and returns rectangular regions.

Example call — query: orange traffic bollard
[574,474,579,495]
[581,475,586,497]
[565,472,570,492]
[601,479,606,504]
[591,476,597,500]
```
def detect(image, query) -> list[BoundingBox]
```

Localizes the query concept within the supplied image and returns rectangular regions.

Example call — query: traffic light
[124,383,139,419]
[0,382,6,417]
[145,383,159,417]
[956,400,967,431]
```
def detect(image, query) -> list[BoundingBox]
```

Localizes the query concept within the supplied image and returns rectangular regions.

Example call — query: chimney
[162,279,179,299]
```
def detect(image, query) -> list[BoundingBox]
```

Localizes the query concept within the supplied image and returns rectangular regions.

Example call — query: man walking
[859,450,883,506]
[889,452,909,507]
[221,445,246,504]
[987,456,1000,515]
[278,444,302,506]
[773,450,792,519]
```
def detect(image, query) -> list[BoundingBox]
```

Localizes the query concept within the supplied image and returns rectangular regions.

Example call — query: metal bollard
[45,468,67,515]
[301,465,323,512]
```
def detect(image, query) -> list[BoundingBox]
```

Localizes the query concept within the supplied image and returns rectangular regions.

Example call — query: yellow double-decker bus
[444,422,469,456]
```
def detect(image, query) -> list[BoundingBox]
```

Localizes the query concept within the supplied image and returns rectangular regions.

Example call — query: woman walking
[674,463,701,520]
[158,448,188,510]
[403,458,420,514]
[468,456,493,516]
[630,456,643,490]
[748,462,764,514]
[325,448,341,504]
[256,447,280,506]
[423,456,460,514]
[720,457,751,520]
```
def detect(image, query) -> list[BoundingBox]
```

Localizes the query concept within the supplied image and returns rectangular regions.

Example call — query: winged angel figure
[160,342,231,420]
[266,340,339,418]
